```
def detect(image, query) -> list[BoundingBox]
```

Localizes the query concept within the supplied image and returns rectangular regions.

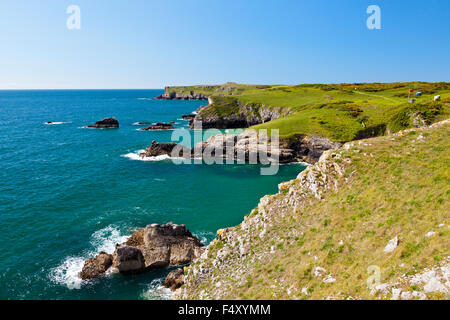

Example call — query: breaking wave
[49,225,129,290]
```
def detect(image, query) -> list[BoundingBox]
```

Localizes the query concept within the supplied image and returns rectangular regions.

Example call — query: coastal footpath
[177,119,450,300]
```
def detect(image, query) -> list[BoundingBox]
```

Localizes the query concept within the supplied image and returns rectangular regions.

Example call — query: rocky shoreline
[140,132,341,164]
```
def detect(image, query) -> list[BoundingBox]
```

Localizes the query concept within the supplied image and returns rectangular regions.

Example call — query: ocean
[0,89,306,300]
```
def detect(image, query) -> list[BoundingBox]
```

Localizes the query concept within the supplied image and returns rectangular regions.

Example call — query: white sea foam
[90,225,129,254]
[44,122,70,125]
[136,128,175,131]
[50,256,86,290]
[141,279,173,300]
[194,231,215,245]
[121,150,184,162]
[137,98,152,100]
[279,161,311,166]
[50,225,129,290]
[132,122,153,126]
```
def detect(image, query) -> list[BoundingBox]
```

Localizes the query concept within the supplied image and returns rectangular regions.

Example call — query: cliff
[190,95,290,129]
[164,82,450,143]
[177,119,450,300]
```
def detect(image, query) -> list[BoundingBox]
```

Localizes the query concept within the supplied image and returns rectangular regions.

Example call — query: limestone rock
[163,268,185,291]
[384,236,399,253]
[112,244,146,273]
[79,252,113,280]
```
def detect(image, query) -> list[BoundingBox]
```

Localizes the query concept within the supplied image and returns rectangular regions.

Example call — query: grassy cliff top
[182,119,450,300]
[169,82,450,141]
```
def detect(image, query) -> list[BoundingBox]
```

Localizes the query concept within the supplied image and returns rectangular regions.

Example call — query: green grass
[183,119,450,300]
[170,82,450,142]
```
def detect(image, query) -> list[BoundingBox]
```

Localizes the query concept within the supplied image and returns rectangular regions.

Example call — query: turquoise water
[0,90,305,300]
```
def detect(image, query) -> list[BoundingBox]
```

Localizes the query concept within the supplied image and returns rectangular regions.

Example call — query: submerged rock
[134,122,153,125]
[87,117,119,128]
[163,268,185,291]
[79,252,113,280]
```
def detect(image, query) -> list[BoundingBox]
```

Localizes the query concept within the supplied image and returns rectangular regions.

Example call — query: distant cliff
[157,86,215,100]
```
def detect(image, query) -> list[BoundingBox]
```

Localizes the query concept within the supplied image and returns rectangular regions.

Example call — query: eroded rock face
[286,135,343,163]
[87,118,119,128]
[79,252,113,280]
[114,223,203,272]
[163,268,185,291]
[112,244,146,273]
[138,223,204,267]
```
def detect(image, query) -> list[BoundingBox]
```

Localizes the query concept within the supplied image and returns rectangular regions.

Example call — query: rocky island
[139,122,174,131]
[87,117,119,129]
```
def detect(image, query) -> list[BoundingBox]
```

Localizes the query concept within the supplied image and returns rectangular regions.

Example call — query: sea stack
[87,117,119,128]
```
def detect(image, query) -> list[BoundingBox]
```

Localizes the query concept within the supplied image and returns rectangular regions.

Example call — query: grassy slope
[182,120,450,300]
[170,82,450,142]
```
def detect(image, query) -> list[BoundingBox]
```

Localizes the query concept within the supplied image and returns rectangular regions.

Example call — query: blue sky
[0,0,448,89]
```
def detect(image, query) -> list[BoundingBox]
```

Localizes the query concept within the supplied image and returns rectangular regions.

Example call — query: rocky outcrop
[182,115,196,121]
[119,223,204,270]
[79,252,113,280]
[140,141,191,158]
[192,131,342,164]
[157,87,208,100]
[80,222,203,279]
[140,123,174,131]
[141,131,340,164]
[87,117,119,128]
[163,268,185,291]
